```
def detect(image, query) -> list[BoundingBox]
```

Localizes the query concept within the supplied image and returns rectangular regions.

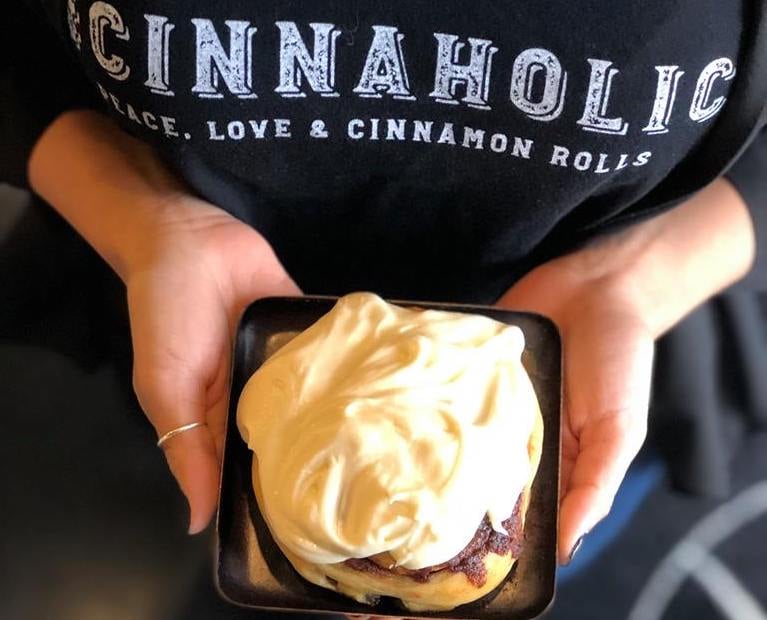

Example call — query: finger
[557,337,653,564]
[204,349,232,464]
[208,394,229,464]
[161,424,220,534]
[135,366,220,534]
[558,414,644,563]
[495,267,563,316]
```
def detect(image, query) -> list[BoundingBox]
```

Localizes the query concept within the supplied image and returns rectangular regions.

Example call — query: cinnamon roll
[237,293,543,611]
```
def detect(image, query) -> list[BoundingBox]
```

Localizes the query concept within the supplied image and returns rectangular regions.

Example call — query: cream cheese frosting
[237,292,539,570]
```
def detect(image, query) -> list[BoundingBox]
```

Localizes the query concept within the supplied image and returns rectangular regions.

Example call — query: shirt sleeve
[0,1,98,189]
[725,115,767,291]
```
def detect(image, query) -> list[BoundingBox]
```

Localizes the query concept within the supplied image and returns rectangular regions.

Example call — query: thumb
[227,233,303,307]
[237,263,302,305]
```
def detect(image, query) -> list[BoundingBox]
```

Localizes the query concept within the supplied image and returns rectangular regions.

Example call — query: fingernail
[188,516,206,536]
[188,522,202,535]
[567,535,586,564]
[186,500,203,535]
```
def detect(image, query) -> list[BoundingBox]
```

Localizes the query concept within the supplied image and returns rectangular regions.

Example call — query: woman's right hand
[28,111,300,533]
[126,197,300,534]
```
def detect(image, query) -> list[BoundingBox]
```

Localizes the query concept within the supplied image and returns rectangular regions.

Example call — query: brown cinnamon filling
[343,494,524,587]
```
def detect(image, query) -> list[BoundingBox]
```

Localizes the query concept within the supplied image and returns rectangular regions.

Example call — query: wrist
[28,110,193,280]
[589,178,755,337]
[102,192,198,281]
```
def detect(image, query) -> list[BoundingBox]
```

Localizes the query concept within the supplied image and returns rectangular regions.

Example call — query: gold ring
[156,421,206,448]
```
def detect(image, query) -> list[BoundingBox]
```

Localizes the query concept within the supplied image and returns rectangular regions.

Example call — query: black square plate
[216,296,561,619]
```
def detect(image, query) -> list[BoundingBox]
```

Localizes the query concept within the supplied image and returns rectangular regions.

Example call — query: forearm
[582,179,756,337]
[27,110,189,280]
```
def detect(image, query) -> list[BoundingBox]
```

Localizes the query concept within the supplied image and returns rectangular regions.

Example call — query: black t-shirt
[3,0,767,506]
[8,0,767,301]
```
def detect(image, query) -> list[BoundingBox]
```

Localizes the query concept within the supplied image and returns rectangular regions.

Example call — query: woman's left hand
[498,246,654,564]
[497,177,756,564]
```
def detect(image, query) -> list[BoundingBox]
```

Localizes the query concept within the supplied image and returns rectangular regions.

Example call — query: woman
[4,0,766,570]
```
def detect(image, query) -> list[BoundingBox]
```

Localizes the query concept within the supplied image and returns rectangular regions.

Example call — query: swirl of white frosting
[237,292,539,570]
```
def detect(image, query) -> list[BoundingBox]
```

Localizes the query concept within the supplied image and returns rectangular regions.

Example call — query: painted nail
[567,535,585,564]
